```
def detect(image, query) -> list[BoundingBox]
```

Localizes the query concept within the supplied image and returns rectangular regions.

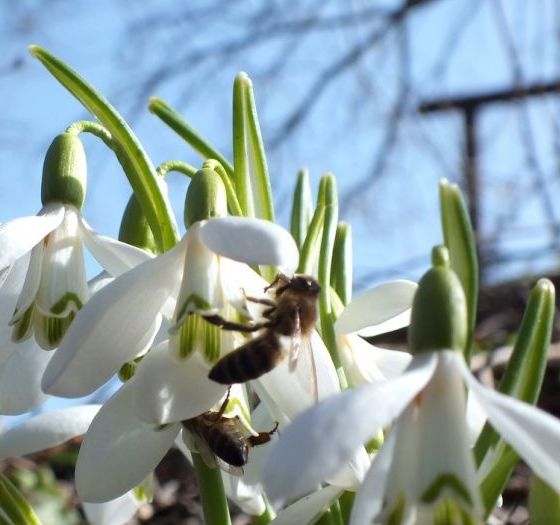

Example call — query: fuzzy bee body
[207,274,321,385]
[182,409,277,469]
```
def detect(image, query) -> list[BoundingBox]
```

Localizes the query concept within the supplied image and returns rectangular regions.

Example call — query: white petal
[350,431,397,525]
[133,342,228,424]
[199,217,299,274]
[35,208,89,316]
[0,338,52,414]
[0,254,29,327]
[0,205,64,271]
[263,353,437,505]
[0,405,100,458]
[42,239,185,397]
[80,216,153,276]
[326,446,370,490]
[339,334,412,385]
[335,280,417,337]
[455,353,560,493]
[76,381,179,502]
[173,223,222,321]
[82,492,141,525]
[11,243,42,321]
[270,485,343,525]
[255,331,339,422]
[222,473,266,516]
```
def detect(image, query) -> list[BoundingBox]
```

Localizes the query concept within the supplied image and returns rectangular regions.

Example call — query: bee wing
[217,459,244,477]
[288,309,302,372]
[293,336,319,403]
[182,429,219,470]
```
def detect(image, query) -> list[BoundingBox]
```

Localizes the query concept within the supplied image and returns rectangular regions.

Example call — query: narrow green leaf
[148,97,234,177]
[30,46,179,252]
[439,179,478,361]
[0,473,42,525]
[232,74,252,216]
[317,175,346,388]
[290,168,313,249]
[297,201,325,275]
[330,222,352,306]
[475,279,555,515]
[242,74,275,222]
[529,475,560,525]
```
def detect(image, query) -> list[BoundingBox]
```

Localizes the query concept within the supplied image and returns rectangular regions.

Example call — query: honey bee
[182,390,278,471]
[205,273,321,395]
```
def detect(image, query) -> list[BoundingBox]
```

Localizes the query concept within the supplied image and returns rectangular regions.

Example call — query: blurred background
[1,1,560,523]
[2,0,560,290]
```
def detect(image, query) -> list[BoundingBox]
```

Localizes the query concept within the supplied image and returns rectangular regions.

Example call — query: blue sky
[1,0,560,290]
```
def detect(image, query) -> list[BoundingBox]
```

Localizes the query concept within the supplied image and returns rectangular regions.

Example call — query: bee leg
[263,273,283,292]
[247,422,279,446]
[216,386,231,417]
[243,294,276,308]
[203,314,265,333]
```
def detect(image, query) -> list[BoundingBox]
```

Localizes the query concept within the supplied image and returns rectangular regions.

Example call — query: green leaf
[290,168,313,250]
[330,223,352,306]
[0,472,42,525]
[30,46,179,252]
[439,179,478,361]
[529,475,560,525]
[475,278,555,514]
[317,175,346,388]
[242,73,275,222]
[148,97,234,177]
[232,73,275,223]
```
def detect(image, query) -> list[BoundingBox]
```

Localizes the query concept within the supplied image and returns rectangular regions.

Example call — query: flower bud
[184,168,227,227]
[41,132,87,208]
[408,245,467,355]
[118,194,157,253]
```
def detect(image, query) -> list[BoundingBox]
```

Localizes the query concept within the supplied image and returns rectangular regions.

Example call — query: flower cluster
[0,47,559,525]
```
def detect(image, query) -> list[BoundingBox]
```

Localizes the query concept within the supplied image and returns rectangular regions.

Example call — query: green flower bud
[41,132,87,208]
[408,245,467,355]
[184,168,227,227]
[118,194,158,253]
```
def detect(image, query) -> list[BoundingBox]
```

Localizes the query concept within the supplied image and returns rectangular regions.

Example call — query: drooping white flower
[264,250,560,524]
[0,132,152,351]
[41,215,299,403]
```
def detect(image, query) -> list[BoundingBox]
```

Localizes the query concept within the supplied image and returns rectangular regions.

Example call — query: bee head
[288,275,321,296]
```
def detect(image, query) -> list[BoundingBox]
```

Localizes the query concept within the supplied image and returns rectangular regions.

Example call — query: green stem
[66,120,113,147]
[252,503,275,525]
[316,508,336,525]
[338,491,356,524]
[149,97,234,177]
[156,160,197,178]
[191,453,232,525]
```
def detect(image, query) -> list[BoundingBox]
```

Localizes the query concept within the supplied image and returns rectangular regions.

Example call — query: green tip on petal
[408,245,467,355]
[184,168,227,227]
[41,132,87,208]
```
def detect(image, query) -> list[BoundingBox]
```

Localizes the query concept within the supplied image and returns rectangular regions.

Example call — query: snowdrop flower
[334,280,416,385]
[74,379,272,510]
[0,133,151,350]
[41,168,299,411]
[0,404,144,525]
[264,246,560,524]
